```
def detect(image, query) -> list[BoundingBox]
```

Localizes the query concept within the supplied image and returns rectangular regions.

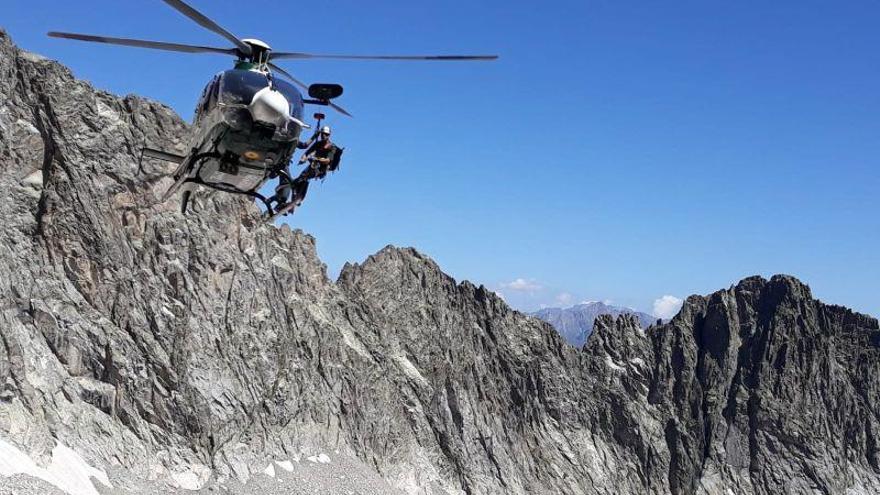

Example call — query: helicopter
[48,0,497,221]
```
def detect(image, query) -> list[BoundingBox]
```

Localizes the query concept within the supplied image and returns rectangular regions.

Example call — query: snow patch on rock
[306,453,331,464]
[0,438,112,495]
[170,464,211,491]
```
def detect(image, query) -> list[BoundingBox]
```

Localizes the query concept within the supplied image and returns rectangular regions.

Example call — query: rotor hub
[242,38,271,61]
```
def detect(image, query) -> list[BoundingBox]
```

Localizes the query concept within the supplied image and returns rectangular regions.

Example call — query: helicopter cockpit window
[207,76,221,112]
[195,80,210,118]
[273,79,305,121]
[273,79,305,141]
[218,70,269,106]
[216,69,303,141]
[197,75,221,117]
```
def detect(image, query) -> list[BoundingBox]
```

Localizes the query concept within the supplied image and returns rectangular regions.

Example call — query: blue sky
[5,0,878,317]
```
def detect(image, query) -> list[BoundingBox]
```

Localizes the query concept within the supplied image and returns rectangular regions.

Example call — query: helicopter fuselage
[185,68,306,193]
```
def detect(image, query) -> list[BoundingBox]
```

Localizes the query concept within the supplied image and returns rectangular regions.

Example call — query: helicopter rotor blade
[270,52,498,62]
[267,63,309,90]
[48,31,238,55]
[160,0,251,56]
[324,99,353,118]
[268,62,353,118]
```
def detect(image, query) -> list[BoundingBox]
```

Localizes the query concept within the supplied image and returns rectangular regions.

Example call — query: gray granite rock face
[1,30,879,494]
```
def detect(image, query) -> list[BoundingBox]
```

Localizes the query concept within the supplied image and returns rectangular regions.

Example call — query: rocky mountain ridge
[533,302,656,347]
[1,30,879,494]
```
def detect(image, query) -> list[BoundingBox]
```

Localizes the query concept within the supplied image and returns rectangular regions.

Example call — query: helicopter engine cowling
[249,86,290,128]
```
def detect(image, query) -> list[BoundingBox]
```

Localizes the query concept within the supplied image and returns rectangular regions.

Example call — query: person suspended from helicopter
[300,126,338,174]
[268,123,341,212]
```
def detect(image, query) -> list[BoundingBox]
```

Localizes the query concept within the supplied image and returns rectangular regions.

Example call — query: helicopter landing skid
[156,148,203,204]
[146,146,295,218]
[179,175,275,212]
[262,200,298,223]
[178,165,294,219]
[160,166,193,204]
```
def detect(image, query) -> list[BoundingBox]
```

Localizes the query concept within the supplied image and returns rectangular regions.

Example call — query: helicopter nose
[249,87,290,127]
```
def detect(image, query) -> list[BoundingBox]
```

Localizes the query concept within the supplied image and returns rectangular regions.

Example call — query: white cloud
[653,295,683,319]
[555,292,574,307]
[500,278,543,292]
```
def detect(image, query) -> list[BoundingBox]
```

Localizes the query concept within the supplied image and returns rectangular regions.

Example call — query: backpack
[328,145,344,173]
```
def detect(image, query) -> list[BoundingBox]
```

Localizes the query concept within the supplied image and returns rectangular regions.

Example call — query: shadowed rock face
[646,277,880,494]
[1,30,879,494]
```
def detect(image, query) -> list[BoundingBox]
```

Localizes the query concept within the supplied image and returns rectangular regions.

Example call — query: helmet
[320,126,331,136]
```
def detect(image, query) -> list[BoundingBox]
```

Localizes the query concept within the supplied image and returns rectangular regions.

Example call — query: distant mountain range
[532,302,656,347]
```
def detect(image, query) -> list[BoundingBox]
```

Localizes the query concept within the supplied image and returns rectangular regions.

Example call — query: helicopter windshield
[216,70,304,141]
[219,70,269,106]
[218,70,303,121]
[274,79,304,122]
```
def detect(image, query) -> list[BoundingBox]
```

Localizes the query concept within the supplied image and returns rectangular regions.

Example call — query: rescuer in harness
[269,125,342,213]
